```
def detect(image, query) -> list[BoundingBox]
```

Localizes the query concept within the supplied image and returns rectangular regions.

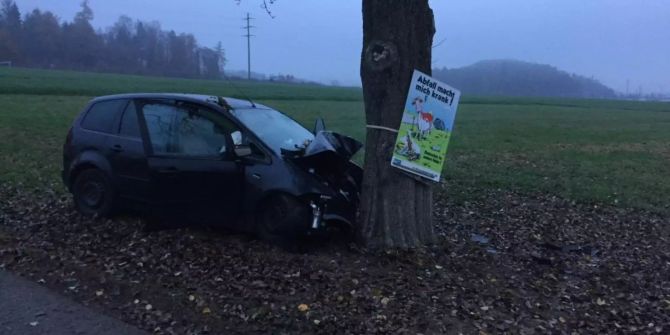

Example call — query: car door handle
[110,144,124,153]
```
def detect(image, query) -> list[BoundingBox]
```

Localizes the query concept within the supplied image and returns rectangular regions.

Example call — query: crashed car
[62,93,363,240]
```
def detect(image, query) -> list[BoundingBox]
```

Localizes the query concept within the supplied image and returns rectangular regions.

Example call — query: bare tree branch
[261,0,276,18]
[234,0,276,18]
[432,37,446,49]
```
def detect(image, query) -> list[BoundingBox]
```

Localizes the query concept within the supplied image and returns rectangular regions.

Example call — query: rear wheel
[257,194,310,245]
[72,169,116,217]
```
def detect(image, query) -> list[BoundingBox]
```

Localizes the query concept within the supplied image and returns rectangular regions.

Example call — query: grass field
[1,67,669,213]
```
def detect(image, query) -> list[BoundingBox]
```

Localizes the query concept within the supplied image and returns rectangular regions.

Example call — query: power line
[243,13,255,80]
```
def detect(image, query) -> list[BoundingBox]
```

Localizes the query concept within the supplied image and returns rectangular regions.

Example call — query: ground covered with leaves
[1,184,668,334]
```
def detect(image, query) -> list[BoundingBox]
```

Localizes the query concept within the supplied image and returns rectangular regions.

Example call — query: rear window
[81,99,128,133]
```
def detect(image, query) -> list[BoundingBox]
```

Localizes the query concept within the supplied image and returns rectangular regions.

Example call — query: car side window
[174,107,230,156]
[141,101,237,157]
[142,103,177,154]
[119,101,140,138]
[81,99,127,133]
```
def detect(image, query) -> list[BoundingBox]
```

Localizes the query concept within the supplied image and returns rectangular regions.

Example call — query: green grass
[447,103,670,211]
[1,67,669,213]
[0,95,90,189]
[0,67,362,101]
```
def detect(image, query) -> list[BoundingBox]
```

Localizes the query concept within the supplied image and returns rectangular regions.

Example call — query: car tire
[72,168,117,217]
[257,194,310,246]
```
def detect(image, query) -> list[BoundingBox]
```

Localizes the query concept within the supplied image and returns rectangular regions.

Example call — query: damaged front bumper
[306,194,356,233]
[310,199,324,229]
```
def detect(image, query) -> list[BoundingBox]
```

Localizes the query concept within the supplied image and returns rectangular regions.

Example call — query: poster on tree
[391,70,461,182]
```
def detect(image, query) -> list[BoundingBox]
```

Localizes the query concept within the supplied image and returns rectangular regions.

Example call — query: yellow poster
[391,70,461,182]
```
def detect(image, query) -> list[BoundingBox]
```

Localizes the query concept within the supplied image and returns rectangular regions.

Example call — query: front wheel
[72,169,117,217]
[257,194,310,245]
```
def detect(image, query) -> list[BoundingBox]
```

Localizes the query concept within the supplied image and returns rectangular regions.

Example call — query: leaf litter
[0,184,668,334]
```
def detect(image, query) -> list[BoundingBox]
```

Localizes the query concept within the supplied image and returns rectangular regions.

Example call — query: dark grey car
[62,93,362,241]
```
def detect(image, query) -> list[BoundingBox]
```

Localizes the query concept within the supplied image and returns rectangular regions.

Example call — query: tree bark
[359,0,437,249]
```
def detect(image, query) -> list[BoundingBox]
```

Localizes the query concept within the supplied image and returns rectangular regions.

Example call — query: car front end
[229,104,363,236]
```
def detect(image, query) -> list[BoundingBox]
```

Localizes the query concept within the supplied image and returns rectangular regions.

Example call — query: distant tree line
[0,0,225,79]
[433,60,617,99]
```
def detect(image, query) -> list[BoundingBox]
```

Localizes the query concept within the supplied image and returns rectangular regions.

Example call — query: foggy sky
[14,0,670,93]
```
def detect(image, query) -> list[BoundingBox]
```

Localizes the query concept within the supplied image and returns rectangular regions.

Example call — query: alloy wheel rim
[81,181,104,208]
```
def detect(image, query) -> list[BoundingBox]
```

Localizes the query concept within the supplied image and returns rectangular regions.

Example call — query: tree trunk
[359,0,437,249]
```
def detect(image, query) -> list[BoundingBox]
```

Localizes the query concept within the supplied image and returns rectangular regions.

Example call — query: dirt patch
[1,185,669,334]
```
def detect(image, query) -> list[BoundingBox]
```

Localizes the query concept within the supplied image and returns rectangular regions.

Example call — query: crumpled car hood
[305,131,362,160]
[284,131,362,170]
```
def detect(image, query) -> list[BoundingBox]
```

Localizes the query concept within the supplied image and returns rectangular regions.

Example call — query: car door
[106,100,151,203]
[137,99,244,225]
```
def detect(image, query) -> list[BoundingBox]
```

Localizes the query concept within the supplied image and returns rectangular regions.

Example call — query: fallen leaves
[1,184,669,334]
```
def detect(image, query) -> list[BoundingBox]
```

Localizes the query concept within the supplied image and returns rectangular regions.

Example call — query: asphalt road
[0,270,145,335]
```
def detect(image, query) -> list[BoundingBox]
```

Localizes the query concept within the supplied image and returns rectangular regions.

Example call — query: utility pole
[243,13,254,80]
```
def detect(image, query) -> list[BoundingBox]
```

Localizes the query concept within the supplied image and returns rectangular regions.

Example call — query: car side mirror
[313,117,326,134]
[234,144,253,157]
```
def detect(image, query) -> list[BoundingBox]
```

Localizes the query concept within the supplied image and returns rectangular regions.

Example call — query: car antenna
[221,72,256,108]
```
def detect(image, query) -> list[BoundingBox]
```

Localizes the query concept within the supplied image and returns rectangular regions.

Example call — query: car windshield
[232,108,314,154]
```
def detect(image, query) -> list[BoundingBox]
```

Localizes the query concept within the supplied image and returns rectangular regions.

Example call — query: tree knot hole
[365,41,397,71]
